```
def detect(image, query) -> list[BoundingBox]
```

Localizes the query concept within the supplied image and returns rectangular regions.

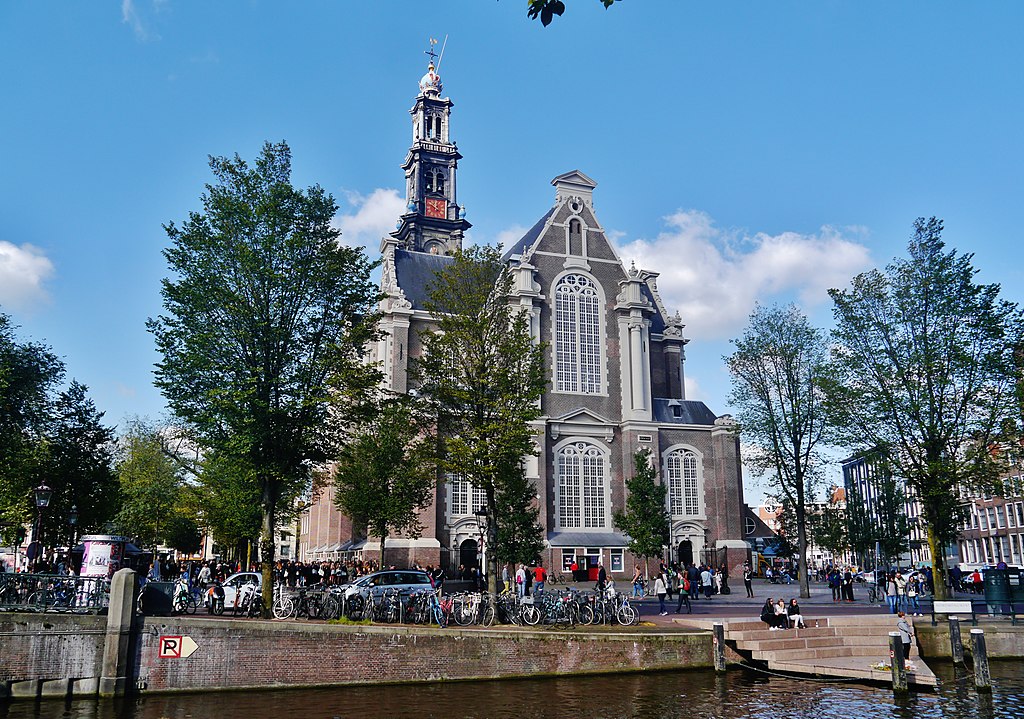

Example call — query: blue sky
[2,2,1022,499]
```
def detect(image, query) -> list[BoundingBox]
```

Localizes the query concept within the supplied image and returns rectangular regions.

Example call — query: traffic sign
[158,635,199,659]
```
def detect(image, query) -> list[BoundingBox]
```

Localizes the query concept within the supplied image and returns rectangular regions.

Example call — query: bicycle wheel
[27,590,52,611]
[618,604,638,625]
[272,595,294,619]
[344,594,365,620]
[187,595,199,614]
[173,596,188,614]
[481,602,496,627]
[452,597,475,626]
[577,603,594,625]
[521,604,541,626]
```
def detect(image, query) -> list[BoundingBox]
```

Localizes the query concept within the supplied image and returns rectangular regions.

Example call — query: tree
[725,304,834,599]
[148,141,381,613]
[527,0,621,26]
[807,492,849,565]
[37,381,118,547]
[333,396,437,566]
[494,464,545,568]
[414,245,547,595]
[0,312,64,545]
[189,450,262,559]
[114,421,182,553]
[613,448,670,577]
[829,218,1024,599]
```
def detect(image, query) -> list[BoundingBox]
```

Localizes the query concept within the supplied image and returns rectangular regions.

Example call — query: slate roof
[501,207,555,261]
[651,399,719,425]
[394,249,454,310]
[547,531,630,548]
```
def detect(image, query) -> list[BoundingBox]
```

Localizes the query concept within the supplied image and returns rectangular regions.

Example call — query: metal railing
[0,573,111,613]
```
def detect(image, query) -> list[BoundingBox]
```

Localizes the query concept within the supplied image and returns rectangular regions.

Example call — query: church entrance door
[678,540,693,567]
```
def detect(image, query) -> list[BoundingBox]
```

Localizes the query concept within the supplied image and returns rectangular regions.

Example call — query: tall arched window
[449,475,485,517]
[554,274,602,394]
[557,441,607,529]
[665,447,702,517]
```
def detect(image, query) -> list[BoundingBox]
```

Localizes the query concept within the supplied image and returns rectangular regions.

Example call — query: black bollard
[949,615,964,664]
[713,622,726,672]
[970,628,991,691]
[889,631,908,693]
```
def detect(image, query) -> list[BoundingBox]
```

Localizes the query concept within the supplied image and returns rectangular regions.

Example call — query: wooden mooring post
[712,622,726,672]
[949,616,964,664]
[970,628,991,691]
[888,632,908,693]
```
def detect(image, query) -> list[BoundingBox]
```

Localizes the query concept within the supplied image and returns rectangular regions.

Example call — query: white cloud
[617,210,873,341]
[121,0,160,41]
[0,241,54,311]
[333,188,406,249]
[494,224,529,251]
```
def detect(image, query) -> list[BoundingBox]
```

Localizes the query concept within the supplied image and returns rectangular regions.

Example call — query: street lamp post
[474,505,489,591]
[30,483,53,572]
[68,504,79,546]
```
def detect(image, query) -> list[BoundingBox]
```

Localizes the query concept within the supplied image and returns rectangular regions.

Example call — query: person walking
[675,568,692,614]
[533,563,546,594]
[654,573,668,615]
[632,565,644,598]
[700,565,713,600]
[743,564,754,598]
[885,572,899,614]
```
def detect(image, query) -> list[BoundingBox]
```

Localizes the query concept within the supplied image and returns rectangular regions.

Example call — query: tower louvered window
[557,441,607,529]
[554,274,602,394]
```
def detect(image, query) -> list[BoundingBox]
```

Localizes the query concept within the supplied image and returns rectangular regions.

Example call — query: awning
[547,531,630,548]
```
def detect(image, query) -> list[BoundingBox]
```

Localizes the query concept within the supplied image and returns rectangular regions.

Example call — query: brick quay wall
[1,613,712,700]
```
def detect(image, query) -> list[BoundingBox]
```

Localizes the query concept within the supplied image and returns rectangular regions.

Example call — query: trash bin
[141,581,175,616]
[1008,568,1024,603]
[983,568,1012,615]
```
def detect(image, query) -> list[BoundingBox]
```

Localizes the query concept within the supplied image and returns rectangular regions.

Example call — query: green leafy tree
[148,141,380,613]
[726,304,835,599]
[613,448,670,577]
[0,312,64,545]
[37,381,118,547]
[415,245,547,595]
[494,464,545,568]
[829,218,1024,599]
[333,396,437,566]
[807,493,849,563]
[527,0,621,26]
[189,450,262,556]
[114,420,182,553]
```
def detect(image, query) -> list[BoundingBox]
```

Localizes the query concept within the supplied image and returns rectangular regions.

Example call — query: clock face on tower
[425,197,446,219]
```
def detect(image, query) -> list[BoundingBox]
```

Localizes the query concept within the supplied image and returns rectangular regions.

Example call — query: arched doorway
[678,540,694,567]
[459,538,479,572]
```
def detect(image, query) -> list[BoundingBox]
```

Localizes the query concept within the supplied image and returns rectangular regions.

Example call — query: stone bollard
[99,568,138,698]
[888,631,907,693]
[970,628,991,691]
[949,616,964,664]
[712,622,726,673]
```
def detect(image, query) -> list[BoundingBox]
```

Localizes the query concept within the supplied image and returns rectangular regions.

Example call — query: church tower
[388,56,470,255]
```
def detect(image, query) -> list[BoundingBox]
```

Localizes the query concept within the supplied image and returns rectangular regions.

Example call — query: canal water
[3,662,1023,719]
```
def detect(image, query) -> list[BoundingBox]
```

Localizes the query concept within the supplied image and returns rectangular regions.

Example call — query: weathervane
[425,35,448,70]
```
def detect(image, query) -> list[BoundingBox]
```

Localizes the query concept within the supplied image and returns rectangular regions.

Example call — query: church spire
[388,43,470,256]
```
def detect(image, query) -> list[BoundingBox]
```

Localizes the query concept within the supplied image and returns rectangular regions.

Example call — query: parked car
[342,570,433,600]
[206,571,262,611]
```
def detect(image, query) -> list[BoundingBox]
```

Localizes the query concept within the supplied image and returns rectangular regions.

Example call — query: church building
[299,59,748,579]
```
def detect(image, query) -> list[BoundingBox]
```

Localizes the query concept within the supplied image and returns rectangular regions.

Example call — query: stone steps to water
[673,615,939,688]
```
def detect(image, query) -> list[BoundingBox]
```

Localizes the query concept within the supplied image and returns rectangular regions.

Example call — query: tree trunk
[260,484,276,619]
[486,487,497,596]
[796,507,810,599]
[379,533,386,570]
[927,524,948,600]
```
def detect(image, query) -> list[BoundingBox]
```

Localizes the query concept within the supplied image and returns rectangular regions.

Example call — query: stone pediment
[549,407,615,442]
[550,170,597,190]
